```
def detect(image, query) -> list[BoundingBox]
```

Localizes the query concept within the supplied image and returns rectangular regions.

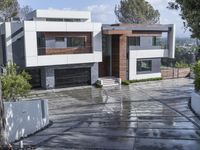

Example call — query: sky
[18,0,191,38]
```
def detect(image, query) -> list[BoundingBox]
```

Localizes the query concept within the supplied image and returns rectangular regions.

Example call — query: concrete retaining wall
[161,67,190,79]
[4,99,49,143]
[191,92,200,116]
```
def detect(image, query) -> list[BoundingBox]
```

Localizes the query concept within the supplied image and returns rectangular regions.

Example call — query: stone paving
[17,78,200,150]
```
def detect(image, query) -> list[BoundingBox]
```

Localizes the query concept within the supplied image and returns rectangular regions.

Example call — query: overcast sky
[18,0,191,38]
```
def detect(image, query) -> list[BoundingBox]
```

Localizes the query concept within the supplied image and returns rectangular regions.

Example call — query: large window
[55,37,65,42]
[137,60,152,72]
[67,37,85,48]
[152,36,161,46]
[37,33,45,48]
[128,37,140,46]
[55,37,66,48]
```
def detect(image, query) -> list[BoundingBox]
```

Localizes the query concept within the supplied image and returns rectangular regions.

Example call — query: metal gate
[55,68,91,88]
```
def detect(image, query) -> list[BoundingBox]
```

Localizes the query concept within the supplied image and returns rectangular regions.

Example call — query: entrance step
[98,77,121,87]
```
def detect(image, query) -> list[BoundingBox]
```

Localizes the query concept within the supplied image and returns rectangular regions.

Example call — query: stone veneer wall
[161,68,191,79]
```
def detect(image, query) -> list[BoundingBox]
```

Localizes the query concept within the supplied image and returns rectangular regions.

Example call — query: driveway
[19,78,200,150]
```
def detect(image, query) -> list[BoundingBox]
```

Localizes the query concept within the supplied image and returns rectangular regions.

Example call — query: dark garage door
[55,68,91,88]
[26,69,41,88]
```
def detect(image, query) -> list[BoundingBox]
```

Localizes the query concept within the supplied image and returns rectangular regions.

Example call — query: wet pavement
[18,78,200,150]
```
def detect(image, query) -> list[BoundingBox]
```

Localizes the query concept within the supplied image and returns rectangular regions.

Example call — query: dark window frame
[137,60,152,72]
[152,36,161,46]
[67,36,86,48]
[128,36,140,46]
[55,37,65,42]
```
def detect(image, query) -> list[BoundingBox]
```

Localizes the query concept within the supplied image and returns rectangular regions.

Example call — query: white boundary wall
[191,92,200,116]
[4,99,49,142]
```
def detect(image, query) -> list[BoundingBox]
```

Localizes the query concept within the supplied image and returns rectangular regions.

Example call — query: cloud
[86,1,191,37]
[86,4,116,23]
[47,1,191,37]
[146,0,191,37]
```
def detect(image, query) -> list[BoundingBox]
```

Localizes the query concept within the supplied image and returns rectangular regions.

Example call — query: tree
[168,0,200,39]
[115,0,160,24]
[0,81,8,149]
[194,61,200,92]
[0,0,19,21]
[0,62,31,101]
[19,5,33,20]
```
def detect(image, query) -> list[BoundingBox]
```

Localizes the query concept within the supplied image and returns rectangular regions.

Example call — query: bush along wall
[194,61,200,92]
[122,77,162,85]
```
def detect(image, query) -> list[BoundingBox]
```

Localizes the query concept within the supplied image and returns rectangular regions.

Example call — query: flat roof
[103,24,174,32]
[26,9,91,20]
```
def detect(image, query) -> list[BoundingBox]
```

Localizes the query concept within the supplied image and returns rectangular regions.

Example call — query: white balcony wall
[129,49,168,80]
[23,21,102,67]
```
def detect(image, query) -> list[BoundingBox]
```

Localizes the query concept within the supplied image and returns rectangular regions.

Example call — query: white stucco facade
[128,24,176,80]
[23,21,102,67]
[129,49,168,80]
[26,9,91,22]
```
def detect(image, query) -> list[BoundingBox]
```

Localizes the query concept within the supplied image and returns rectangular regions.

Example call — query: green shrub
[0,62,32,101]
[122,80,130,85]
[122,77,162,85]
[129,77,162,83]
[95,80,103,88]
[194,61,200,92]
[174,61,190,68]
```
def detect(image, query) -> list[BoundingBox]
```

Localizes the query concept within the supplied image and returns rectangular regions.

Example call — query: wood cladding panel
[39,47,91,55]
[103,30,162,37]
[111,35,127,80]
[119,35,127,80]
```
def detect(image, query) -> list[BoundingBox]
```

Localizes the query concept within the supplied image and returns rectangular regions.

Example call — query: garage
[55,68,91,88]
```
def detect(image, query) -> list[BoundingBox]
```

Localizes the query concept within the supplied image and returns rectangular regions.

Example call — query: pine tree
[115,0,160,24]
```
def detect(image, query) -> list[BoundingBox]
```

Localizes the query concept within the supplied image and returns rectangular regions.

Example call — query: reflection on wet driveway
[22,78,200,150]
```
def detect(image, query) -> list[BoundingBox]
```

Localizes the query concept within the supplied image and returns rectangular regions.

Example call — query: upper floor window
[67,37,85,48]
[55,37,66,48]
[128,37,140,46]
[46,18,64,22]
[46,18,87,22]
[55,37,65,42]
[37,33,45,48]
[152,36,161,46]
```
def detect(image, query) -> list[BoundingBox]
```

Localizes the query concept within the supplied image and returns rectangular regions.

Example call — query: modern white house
[100,24,175,81]
[0,9,102,89]
[0,9,175,89]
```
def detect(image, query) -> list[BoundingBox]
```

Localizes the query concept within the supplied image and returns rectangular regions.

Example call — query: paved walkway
[17,78,200,150]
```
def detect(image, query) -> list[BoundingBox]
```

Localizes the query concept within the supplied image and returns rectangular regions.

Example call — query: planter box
[4,99,49,143]
[161,67,190,79]
[191,92,200,116]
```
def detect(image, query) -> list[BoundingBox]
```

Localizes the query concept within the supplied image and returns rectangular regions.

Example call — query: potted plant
[191,60,200,116]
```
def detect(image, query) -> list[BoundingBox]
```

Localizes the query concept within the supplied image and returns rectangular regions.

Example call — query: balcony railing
[129,44,168,50]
